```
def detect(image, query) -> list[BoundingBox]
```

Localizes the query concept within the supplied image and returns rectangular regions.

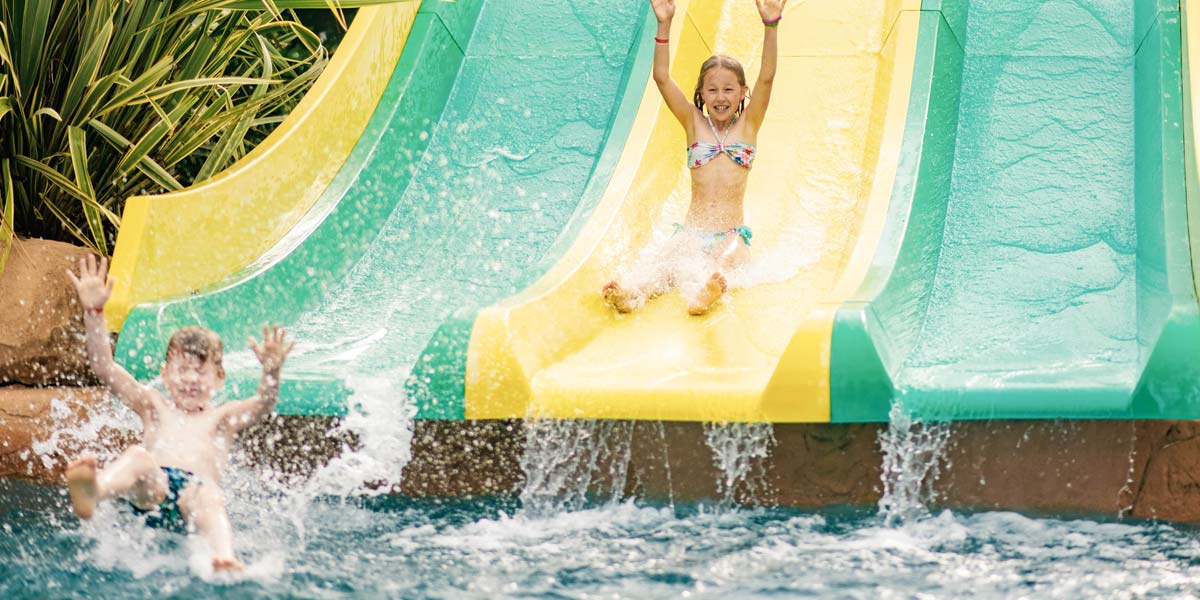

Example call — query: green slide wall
[831,0,1200,421]
[114,0,653,416]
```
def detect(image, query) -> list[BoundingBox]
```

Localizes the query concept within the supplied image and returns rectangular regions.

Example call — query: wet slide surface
[465,0,920,422]
[909,2,1140,397]
[832,0,1200,421]
[115,0,651,414]
[106,5,417,330]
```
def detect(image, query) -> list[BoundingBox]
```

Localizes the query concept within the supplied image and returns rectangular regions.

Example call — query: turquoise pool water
[3,474,1200,599]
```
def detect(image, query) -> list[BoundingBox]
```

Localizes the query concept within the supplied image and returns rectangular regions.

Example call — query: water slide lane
[831,0,1200,422]
[116,0,653,415]
[465,0,921,422]
[106,4,418,330]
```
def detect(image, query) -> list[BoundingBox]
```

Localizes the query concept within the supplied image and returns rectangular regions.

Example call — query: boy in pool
[64,255,294,572]
[603,0,784,316]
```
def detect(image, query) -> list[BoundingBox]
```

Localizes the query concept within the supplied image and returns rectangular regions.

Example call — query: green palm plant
[0,0,387,272]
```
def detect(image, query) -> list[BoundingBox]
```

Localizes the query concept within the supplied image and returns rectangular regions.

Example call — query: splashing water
[9,479,1200,598]
[703,422,775,505]
[878,401,954,526]
[301,376,416,498]
[518,419,634,515]
[30,394,139,475]
[18,372,418,579]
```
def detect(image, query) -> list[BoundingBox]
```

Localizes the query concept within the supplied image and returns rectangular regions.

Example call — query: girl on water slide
[603,0,785,316]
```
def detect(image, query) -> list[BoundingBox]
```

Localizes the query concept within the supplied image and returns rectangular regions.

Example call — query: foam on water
[7,477,1200,597]
[11,378,1200,597]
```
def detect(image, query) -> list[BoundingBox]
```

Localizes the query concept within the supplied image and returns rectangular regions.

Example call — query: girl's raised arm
[744,0,785,129]
[650,0,694,130]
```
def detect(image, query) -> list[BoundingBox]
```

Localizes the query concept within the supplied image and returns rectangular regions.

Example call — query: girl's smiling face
[700,67,747,122]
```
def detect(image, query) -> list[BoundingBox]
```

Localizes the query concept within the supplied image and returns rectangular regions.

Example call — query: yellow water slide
[466,0,919,422]
[105,3,418,330]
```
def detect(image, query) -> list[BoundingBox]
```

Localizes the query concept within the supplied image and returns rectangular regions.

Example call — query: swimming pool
[5,404,1200,600]
[4,474,1199,599]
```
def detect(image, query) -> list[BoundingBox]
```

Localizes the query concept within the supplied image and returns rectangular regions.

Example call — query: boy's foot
[66,457,100,519]
[212,557,245,572]
[688,272,727,316]
[601,281,639,313]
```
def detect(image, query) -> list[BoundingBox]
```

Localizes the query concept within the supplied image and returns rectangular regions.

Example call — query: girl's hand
[650,0,675,23]
[66,255,113,311]
[756,0,786,22]
[250,324,295,373]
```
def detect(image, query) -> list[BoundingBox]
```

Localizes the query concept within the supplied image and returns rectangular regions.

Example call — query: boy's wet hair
[166,326,224,373]
[693,55,748,116]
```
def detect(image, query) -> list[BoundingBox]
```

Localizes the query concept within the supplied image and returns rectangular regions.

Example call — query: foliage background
[0,1,365,272]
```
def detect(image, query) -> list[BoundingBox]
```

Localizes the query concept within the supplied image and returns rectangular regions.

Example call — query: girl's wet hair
[166,326,225,374]
[693,55,748,116]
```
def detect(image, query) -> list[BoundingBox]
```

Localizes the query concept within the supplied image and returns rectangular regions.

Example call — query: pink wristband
[763,16,781,27]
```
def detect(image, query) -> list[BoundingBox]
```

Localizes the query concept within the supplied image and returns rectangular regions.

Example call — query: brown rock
[0,238,98,386]
[0,385,133,481]
[1130,421,1200,521]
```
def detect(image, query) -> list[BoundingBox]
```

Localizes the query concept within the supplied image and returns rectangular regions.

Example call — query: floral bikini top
[687,113,756,169]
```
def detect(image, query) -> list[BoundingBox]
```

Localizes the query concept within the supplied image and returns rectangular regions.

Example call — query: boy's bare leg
[184,485,243,571]
[67,446,167,518]
[66,457,101,519]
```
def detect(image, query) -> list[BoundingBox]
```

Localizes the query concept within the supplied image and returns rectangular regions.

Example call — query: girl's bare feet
[688,272,727,316]
[66,456,100,519]
[602,281,640,313]
[212,557,245,572]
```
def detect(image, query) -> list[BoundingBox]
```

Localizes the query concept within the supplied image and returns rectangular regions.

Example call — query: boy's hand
[755,0,786,22]
[250,324,294,373]
[650,0,674,23]
[66,255,113,312]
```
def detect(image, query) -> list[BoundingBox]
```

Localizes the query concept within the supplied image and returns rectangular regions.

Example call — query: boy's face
[161,351,224,412]
[701,68,746,122]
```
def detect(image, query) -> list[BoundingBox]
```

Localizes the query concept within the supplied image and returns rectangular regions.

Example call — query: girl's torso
[685,110,757,231]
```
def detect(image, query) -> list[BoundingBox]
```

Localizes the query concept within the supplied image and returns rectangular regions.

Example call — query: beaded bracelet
[654,36,669,44]
[85,306,104,315]
[763,16,782,27]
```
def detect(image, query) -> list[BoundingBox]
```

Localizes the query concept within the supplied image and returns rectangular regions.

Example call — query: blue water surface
[4,476,1200,599]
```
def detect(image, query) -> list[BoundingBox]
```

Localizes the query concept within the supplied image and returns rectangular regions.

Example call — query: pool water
[4,473,1200,599]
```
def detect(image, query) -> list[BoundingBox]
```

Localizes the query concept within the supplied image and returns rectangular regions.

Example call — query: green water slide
[114,0,653,415]
[830,0,1200,422]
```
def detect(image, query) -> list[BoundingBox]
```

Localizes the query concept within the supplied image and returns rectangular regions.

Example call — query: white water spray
[703,421,775,505]
[518,419,634,515]
[877,401,952,526]
[301,375,416,498]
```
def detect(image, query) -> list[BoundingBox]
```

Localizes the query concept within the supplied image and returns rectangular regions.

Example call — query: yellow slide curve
[466,0,920,423]
[105,3,418,330]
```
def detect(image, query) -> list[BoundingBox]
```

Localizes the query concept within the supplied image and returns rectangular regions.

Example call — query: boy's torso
[142,393,233,483]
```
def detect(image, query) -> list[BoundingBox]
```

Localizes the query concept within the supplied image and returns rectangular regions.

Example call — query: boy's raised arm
[66,256,159,418]
[219,324,293,432]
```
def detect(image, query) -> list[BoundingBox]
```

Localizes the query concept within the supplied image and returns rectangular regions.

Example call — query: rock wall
[0,238,97,386]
